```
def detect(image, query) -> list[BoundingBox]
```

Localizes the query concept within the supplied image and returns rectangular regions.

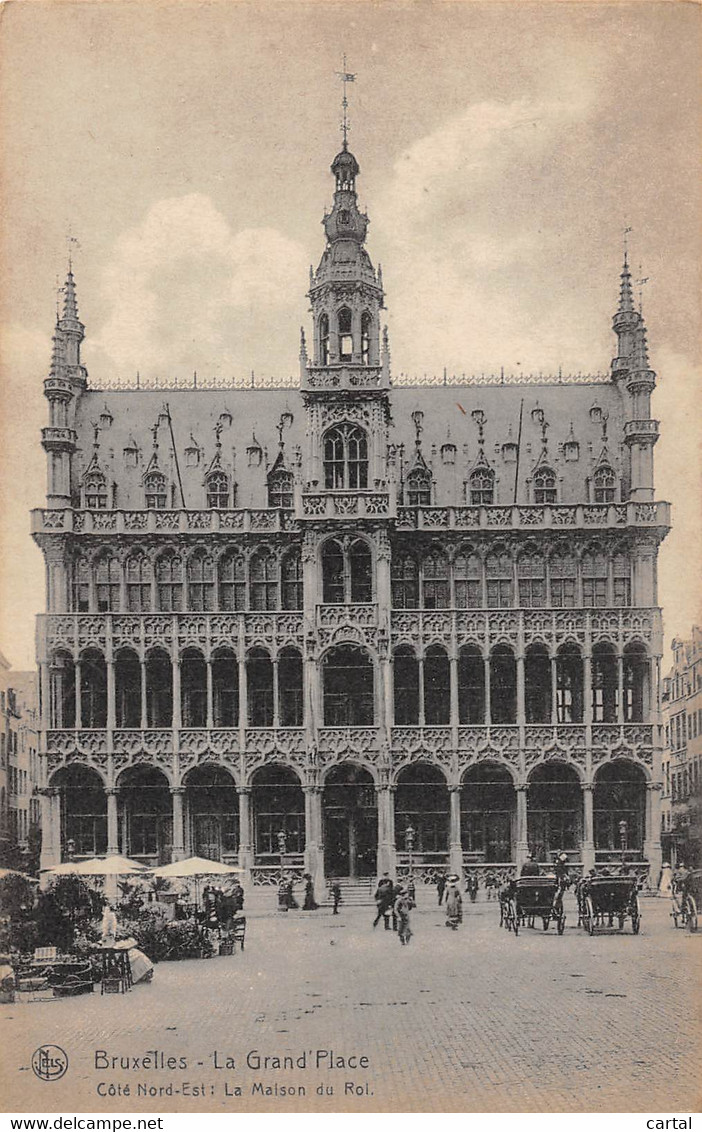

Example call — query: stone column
[449,785,463,878]
[516,782,529,869]
[171,787,185,861]
[582,782,595,873]
[106,788,120,855]
[206,657,214,730]
[172,654,182,729]
[140,656,148,730]
[449,654,459,727]
[303,785,323,886]
[583,652,593,726]
[272,656,280,728]
[376,783,396,877]
[106,657,116,731]
[238,787,253,876]
[551,653,559,726]
[516,652,525,724]
[418,655,425,726]
[617,653,625,725]
[484,655,492,725]
[74,658,82,730]
[644,782,662,881]
[39,788,61,875]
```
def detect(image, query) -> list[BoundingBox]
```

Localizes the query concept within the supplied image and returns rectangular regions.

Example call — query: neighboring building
[661,627,702,867]
[32,128,670,887]
[0,657,40,863]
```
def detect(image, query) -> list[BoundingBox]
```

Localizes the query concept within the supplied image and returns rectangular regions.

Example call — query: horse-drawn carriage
[501,876,566,936]
[670,869,700,933]
[578,875,641,935]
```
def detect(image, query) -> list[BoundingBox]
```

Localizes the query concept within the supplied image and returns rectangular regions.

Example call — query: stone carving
[178,616,207,647]
[453,508,481,528]
[155,512,180,531]
[583,506,608,525]
[485,508,511,527]
[124,512,148,531]
[518,508,542,526]
[635,503,658,523]
[250,511,277,531]
[143,616,173,648]
[550,507,577,526]
[42,510,66,530]
[219,512,245,530]
[91,512,118,531]
[186,512,213,530]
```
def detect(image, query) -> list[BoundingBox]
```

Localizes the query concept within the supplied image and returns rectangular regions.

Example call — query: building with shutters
[32,129,670,887]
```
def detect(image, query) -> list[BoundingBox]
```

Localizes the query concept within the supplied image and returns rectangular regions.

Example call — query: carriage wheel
[685,895,698,933]
[631,896,641,935]
[585,896,596,936]
[510,900,519,936]
[557,913,566,935]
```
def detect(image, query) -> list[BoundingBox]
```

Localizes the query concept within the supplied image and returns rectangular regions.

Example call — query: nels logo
[31,1045,69,1082]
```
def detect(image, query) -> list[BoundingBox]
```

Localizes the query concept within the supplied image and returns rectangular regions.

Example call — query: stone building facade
[0,657,40,861]
[32,136,669,886]
[661,627,702,867]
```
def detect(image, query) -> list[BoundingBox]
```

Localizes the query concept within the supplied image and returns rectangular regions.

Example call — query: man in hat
[373,872,395,930]
[394,883,414,945]
[520,852,541,877]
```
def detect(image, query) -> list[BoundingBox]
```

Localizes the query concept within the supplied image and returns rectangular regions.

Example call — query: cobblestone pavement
[2,894,700,1114]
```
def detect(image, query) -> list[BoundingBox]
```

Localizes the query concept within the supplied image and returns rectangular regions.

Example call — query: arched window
[278,646,303,727]
[252,765,305,856]
[268,468,294,508]
[517,546,545,608]
[525,643,551,723]
[454,548,482,608]
[424,644,450,725]
[144,470,167,510]
[490,645,516,724]
[321,539,372,604]
[582,544,608,607]
[485,547,513,609]
[458,645,485,723]
[461,764,515,862]
[549,546,577,608]
[219,552,246,611]
[556,643,584,723]
[395,764,449,853]
[593,464,616,504]
[338,306,353,360]
[54,765,107,858]
[322,540,345,604]
[323,645,374,725]
[422,547,449,609]
[281,549,303,610]
[206,470,229,509]
[84,470,107,510]
[361,311,371,364]
[406,466,432,507]
[594,760,646,851]
[95,555,121,612]
[469,467,495,506]
[250,549,278,610]
[115,648,141,728]
[145,648,172,727]
[187,550,215,611]
[623,642,648,722]
[212,647,238,727]
[592,642,617,723]
[49,650,75,728]
[613,549,631,607]
[73,556,90,612]
[247,648,273,727]
[393,646,419,725]
[181,648,206,727]
[391,552,419,609]
[323,424,368,490]
[533,465,557,504]
[156,551,183,611]
[350,539,372,602]
[126,552,151,612]
[528,763,582,858]
[319,314,329,366]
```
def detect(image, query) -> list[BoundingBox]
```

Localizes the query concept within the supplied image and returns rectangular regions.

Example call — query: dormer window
[206,470,229,509]
[144,470,167,509]
[406,466,432,507]
[338,307,353,361]
[469,467,494,506]
[533,466,557,504]
[84,471,107,510]
[593,464,616,503]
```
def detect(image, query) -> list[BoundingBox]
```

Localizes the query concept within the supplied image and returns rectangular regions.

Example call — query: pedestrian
[394,884,414,945]
[658,861,673,897]
[407,875,416,904]
[468,873,479,903]
[436,873,447,905]
[302,873,318,910]
[445,875,462,930]
[484,868,498,898]
[101,901,117,947]
[330,880,342,915]
[286,877,299,909]
[520,853,541,878]
[373,872,395,930]
[231,881,245,912]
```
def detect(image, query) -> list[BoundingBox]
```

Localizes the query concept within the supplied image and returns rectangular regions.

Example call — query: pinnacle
[618,256,634,314]
[62,266,79,322]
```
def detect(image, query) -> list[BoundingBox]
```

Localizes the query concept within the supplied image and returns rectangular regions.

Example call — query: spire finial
[335,55,356,149]
[617,232,634,315]
[636,266,650,316]
[623,225,632,267]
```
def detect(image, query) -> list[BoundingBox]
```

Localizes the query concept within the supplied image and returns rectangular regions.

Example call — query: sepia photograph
[0,0,700,1117]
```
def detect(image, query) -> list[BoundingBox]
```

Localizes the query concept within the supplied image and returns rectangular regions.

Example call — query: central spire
[335,55,356,151]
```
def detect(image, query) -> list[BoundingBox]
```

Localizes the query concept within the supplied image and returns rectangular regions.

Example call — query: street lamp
[405,824,415,881]
[66,838,76,862]
[277,830,288,912]
[618,819,628,869]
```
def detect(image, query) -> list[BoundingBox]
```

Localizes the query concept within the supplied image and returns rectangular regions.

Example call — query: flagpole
[513,399,524,505]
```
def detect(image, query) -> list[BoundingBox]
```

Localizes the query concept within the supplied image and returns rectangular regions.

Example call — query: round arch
[50,764,107,860]
[323,762,377,879]
[527,760,582,861]
[594,759,647,855]
[183,764,239,861]
[250,763,305,861]
[460,761,516,863]
[395,761,450,859]
[116,765,172,863]
[322,643,374,726]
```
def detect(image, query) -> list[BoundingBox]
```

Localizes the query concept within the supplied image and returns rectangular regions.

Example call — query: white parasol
[0,867,40,883]
[72,855,148,876]
[150,856,243,878]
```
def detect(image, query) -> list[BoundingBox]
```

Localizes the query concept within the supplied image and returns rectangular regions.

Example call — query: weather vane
[636,267,650,315]
[623,226,633,264]
[66,229,81,269]
[335,55,356,148]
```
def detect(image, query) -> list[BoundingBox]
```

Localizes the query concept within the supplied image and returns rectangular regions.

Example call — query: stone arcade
[33,129,669,889]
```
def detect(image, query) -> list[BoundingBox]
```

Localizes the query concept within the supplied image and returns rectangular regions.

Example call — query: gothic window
[424,644,450,725]
[250,549,278,611]
[72,556,90,612]
[517,546,546,608]
[350,539,372,602]
[323,424,368,490]
[281,549,303,610]
[490,645,517,724]
[485,547,513,609]
[206,470,229,509]
[393,646,419,725]
[623,642,648,722]
[525,643,551,723]
[319,314,329,366]
[95,555,121,612]
[527,763,582,858]
[155,550,183,612]
[247,648,274,727]
[458,646,485,724]
[454,548,482,608]
[407,466,432,507]
[126,552,151,612]
[115,648,141,728]
[181,648,206,728]
[219,552,246,611]
[395,764,449,854]
[592,642,617,723]
[50,650,75,728]
[469,467,495,506]
[187,549,215,611]
[322,645,374,726]
[144,470,167,510]
[338,306,353,361]
[391,552,419,609]
[594,760,645,852]
[322,540,345,604]
[145,648,172,727]
[322,538,372,604]
[268,468,294,508]
[361,311,371,364]
[613,549,631,607]
[582,544,608,607]
[593,464,616,504]
[549,547,577,609]
[278,646,303,727]
[212,648,238,728]
[422,547,449,609]
[84,471,107,510]
[556,643,584,723]
[533,466,557,505]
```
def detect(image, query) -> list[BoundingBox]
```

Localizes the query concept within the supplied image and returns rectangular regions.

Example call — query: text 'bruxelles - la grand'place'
[32,93,670,892]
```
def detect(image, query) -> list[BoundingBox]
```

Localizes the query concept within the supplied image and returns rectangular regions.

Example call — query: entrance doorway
[323,764,377,878]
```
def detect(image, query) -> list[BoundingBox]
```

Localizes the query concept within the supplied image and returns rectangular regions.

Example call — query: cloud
[90,194,309,377]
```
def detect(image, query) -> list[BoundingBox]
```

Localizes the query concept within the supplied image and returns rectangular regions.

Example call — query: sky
[0,0,700,669]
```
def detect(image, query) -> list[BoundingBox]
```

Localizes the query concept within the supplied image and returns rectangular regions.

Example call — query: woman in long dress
[445,878,462,930]
[302,874,318,910]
